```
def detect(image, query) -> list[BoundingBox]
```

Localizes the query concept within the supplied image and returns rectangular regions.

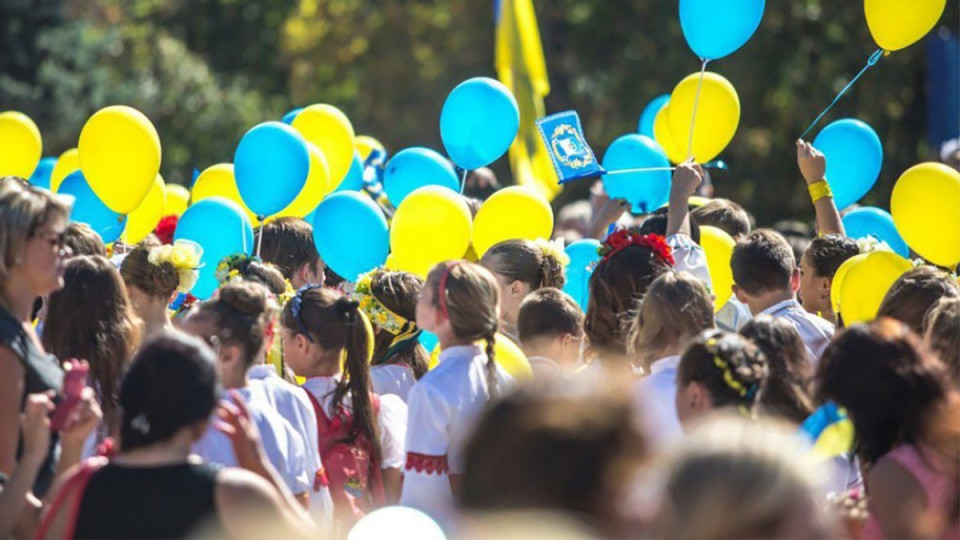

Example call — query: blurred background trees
[2,0,957,224]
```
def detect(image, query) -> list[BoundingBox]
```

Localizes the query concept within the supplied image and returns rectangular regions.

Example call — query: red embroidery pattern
[405,452,449,475]
[599,230,675,266]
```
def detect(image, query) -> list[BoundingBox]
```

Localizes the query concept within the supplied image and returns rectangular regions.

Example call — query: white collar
[760,299,803,317]
[437,344,484,366]
[649,355,681,375]
[247,364,278,380]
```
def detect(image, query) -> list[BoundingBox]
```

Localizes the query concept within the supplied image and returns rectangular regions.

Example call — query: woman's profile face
[20,217,69,296]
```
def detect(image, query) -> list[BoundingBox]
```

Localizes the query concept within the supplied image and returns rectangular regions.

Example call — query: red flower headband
[598,230,675,266]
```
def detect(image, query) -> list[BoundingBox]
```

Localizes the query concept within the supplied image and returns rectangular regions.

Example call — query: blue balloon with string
[174,197,254,300]
[312,192,389,282]
[563,239,601,311]
[28,157,56,190]
[842,207,909,258]
[814,119,883,210]
[637,95,670,138]
[234,121,311,217]
[383,147,459,206]
[440,77,519,170]
[680,0,765,60]
[602,134,671,214]
[58,171,126,244]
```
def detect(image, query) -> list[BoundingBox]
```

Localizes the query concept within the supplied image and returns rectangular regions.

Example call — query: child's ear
[732,284,748,304]
[790,268,801,292]
[510,280,525,298]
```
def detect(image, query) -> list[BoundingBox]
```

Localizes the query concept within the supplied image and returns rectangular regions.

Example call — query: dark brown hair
[120,237,180,298]
[815,318,951,466]
[193,281,276,367]
[678,330,768,413]
[481,238,567,290]
[43,256,141,429]
[805,234,859,279]
[220,255,286,296]
[517,287,584,343]
[369,270,429,378]
[62,222,107,258]
[258,217,319,281]
[740,316,815,424]
[924,297,960,386]
[691,198,752,238]
[877,266,960,335]
[731,229,796,295]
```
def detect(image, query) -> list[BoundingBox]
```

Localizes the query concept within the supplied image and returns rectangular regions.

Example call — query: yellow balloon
[472,186,554,257]
[125,175,165,244]
[700,226,735,312]
[50,148,80,194]
[0,111,42,178]
[667,72,740,164]
[390,186,473,277]
[837,251,912,325]
[271,143,333,220]
[653,105,685,164]
[428,333,532,381]
[830,253,866,317]
[163,184,190,217]
[891,163,960,268]
[191,164,260,226]
[355,135,385,161]
[865,0,946,51]
[292,104,355,187]
[78,106,161,214]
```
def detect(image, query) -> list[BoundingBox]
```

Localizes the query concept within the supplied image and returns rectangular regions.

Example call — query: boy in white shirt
[517,288,585,378]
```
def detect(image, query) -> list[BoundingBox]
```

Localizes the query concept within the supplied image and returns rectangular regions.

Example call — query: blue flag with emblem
[537,111,605,184]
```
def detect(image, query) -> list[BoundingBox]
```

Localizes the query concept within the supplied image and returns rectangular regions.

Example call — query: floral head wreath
[215,253,259,285]
[598,230,675,266]
[533,237,571,267]
[352,268,421,361]
[702,335,760,416]
[147,239,203,293]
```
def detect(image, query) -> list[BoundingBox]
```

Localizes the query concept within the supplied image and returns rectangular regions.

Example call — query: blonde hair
[629,272,714,372]
[0,177,70,282]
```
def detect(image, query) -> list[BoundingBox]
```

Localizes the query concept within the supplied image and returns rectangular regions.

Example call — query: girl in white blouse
[400,261,514,523]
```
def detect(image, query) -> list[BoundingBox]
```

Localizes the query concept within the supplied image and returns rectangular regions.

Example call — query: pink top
[863,445,959,540]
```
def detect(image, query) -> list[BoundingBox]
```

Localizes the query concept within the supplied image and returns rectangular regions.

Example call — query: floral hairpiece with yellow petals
[148,240,203,293]
[352,269,411,335]
[534,237,571,267]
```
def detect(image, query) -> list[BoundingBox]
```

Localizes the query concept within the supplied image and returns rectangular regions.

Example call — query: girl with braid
[401,261,514,524]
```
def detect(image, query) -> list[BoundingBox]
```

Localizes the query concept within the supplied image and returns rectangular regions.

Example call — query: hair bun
[219,282,268,316]
[336,297,360,322]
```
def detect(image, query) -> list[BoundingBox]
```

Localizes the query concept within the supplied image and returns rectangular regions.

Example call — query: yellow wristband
[808,180,833,203]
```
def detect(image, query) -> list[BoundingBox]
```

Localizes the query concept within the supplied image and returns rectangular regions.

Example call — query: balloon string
[459,169,468,194]
[686,58,710,160]
[256,217,264,257]
[799,49,884,139]
[603,161,726,176]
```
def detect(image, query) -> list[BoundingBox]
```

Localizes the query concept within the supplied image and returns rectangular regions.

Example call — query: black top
[0,306,63,496]
[73,462,224,539]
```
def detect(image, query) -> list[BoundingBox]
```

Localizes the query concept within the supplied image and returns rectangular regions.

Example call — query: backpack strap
[35,457,107,540]
[299,387,331,491]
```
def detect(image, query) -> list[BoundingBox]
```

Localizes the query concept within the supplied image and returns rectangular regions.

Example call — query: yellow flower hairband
[147,240,203,293]
[534,237,571,267]
[351,269,412,336]
[704,336,759,415]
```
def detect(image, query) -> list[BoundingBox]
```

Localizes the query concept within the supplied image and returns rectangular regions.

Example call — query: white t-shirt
[633,356,684,448]
[400,345,515,522]
[760,299,835,364]
[370,363,418,403]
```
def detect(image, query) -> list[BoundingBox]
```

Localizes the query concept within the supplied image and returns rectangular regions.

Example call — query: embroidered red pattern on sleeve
[405,452,449,475]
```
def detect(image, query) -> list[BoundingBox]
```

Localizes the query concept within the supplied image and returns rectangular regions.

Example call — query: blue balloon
[842,207,909,258]
[440,77,519,170]
[174,197,255,300]
[312,192,389,282]
[419,330,439,353]
[563,239,601,311]
[58,171,126,244]
[637,95,670,138]
[28,157,57,190]
[335,151,365,192]
[602,135,672,214]
[680,0,765,60]
[234,121,311,217]
[813,119,883,210]
[383,148,459,206]
[281,107,303,125]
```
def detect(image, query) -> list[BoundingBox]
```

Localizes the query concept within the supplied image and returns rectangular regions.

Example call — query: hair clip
[290,284,323,342]
[598,230,675,266]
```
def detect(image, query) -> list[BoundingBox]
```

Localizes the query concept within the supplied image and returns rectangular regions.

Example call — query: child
[675,330,768,427]
[798,235,859,324]
[353,268,429,401]
[120,238,201,339]
[924,297,960,387]
[731,229,834,362]
[516,287,585,378]
[738,315,814,424]
[61,223,107,258]
[280,285,407,524]
[480,238,568,344]
[259,217,325,289]
[877,266,960,335]
[401,261,514,523]
[630,272,714,446]
[690,198,753,239]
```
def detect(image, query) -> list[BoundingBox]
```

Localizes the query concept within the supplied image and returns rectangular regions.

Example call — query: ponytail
[483,332,498,399]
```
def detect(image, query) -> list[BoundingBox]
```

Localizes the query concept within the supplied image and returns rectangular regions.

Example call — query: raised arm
[797,140,845,236]
[666,161,704,238]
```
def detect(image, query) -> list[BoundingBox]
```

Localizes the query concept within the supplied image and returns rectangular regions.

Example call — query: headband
[598,230,675,266]
[438,261,464,321]
[703,336,760,415]
[289,284,324,342]
[352,269,423,360]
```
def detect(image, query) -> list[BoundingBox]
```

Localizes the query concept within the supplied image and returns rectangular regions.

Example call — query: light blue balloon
[174,197,254,300]
[28,157,57,190]
[680,0,765,60]
[814,119,883,210]
[335,151,365,192]
[563,239,601,311]
[602,134,672,214]
[312,192,389,282]
[281,107,303,125]
[234,121,311,217]
[842,207,909,258]
[57,171,126,244]
[637,95,670,138]
[383,147,459,207]
[440,77,519,170]
[419,330,439,353]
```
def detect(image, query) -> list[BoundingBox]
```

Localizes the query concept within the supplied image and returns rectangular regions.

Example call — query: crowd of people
[0,139,958,540]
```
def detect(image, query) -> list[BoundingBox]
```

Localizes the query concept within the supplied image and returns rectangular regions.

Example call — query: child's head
[924,297,960,386]
[676,330,768,426]
[517,288,584,369]
[636,207,701,244]
[877,266,960,335]
[258,217,324,289]
[216,254,286,296]
[815,318,950,465]
[584,232,674,364]
[480,239,567,327]
[690,198,752,239]
[739,315,814,424]
[62,222,107,258]
[120,237,196,314]
[629,271,714,372]
[355,269,429,378]
[731,229,798,308]
[798,235,859,317]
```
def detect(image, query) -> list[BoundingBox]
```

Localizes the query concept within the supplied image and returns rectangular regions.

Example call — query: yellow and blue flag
[800,402,855,462]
